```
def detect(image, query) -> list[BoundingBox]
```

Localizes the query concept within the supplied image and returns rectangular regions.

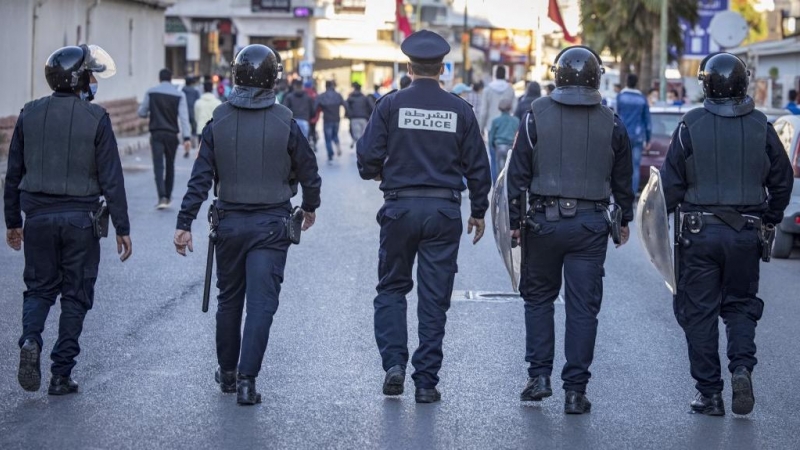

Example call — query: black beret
[401,30,450,63]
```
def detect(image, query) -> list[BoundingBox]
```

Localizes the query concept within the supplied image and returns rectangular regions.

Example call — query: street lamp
[659,0,667,102]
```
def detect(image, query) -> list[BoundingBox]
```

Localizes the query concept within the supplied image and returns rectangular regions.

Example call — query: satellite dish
[709,11,749,48]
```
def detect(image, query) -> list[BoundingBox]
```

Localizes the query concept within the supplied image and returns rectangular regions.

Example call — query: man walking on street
[357,30,491,404]
[347,82,374,148]
[194,80,222,133]
[315,80,347,162]
[507,46,633,414]
[183,75,201,154]
[479,66,516,134]
[282,79,315,139]
[138,68,192,209]
[616,73,651,193]
[660,53,793,416]
[174,44,321,406]
[5,45,132,395]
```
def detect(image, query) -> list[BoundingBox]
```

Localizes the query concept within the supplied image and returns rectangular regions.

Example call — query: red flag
[548,0,576,43]
[396,0,413,39]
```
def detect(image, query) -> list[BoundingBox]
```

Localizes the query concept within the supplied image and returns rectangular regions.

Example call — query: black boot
[215,367,236,394]
[415,388,441,404]
[564,391,592,414]
[383,365,405,396]
[18,339,41,392]
[690,392,725,416]
[520,375,552,401]
[731,366,755,415]
[48,375,79,395]
[237,376,262,405]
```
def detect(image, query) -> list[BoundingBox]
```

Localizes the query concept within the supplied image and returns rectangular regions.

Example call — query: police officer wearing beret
[357,30,491,404]
[5,45,132,395]
[174,45,321,405]
[507,46,634,414]
[660,53,793,416]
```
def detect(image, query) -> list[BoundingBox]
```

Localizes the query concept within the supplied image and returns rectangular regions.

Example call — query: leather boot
[383,365,405,396]
[564,391,592,414]
[731,366,755,415]
[18,339,41,392]
[520,375,552,401]
[215,367,237,394]
[237,376,262,406]
[415,388,441,404]
[690,392,725,416]
[48,375,79,396]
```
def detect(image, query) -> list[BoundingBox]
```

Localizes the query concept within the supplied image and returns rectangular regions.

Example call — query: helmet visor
[85,45,116,78]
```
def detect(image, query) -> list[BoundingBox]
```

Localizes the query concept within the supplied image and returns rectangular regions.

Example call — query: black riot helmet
[551,46,605,90]
[232,44,283,89]
[698,52,750,100]
[45,44,116,95]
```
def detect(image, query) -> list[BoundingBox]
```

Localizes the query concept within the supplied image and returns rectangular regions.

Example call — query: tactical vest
[682,107,769,206]
[18,96,104,196]
[212,102,294,205]
[529,97,614,200]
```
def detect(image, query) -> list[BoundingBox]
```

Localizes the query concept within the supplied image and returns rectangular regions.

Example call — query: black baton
[202,202,219,313]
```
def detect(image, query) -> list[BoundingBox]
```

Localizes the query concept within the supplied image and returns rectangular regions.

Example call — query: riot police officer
[660,52,793,416]
[357,30,491,404]
[4,45,132,395]
[173,44,321,406]
[506,46,634,414]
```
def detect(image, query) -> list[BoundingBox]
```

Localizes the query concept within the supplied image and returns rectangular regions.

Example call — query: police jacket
[356,78,491,219]
[507,86,635,228]
[3,92,131,235]
[660,97,793,225]
[176,86,322,231]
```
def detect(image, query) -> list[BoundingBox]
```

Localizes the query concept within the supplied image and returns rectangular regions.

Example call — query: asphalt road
[0,129,798,450]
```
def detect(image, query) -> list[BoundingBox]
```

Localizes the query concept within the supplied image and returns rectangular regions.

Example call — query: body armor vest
[529,96,614,200]
[682,107,769,206]
[212,102,294,205]
[19,96,104,196]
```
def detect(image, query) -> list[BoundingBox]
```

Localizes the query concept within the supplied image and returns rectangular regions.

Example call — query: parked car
[768,115,800,258]
[640,105,699,188]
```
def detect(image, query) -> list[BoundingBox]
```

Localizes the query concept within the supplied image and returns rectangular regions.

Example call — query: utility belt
[211,204,304,245]
[681,211,775,262]
[384,188,462,205]
[531,197,608,221]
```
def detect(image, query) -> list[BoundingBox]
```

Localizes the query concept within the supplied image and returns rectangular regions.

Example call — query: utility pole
[462,2,469,81]
[659,0,668,101]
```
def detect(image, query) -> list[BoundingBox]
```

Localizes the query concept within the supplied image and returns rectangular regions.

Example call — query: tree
[581,0,699,90]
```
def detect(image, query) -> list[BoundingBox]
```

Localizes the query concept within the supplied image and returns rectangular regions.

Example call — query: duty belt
[531,197,607,221]
[384,188,462,204]
[682,212,761,233]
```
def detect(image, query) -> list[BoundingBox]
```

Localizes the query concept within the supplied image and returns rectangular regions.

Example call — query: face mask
[90,83,98,96]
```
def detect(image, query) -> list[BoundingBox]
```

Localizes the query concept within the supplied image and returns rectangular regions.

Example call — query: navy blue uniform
[357,78,491,388]
[660,122,793,396]
[177,116,321,378]
[4,92,130,377]
[507,113,633,393]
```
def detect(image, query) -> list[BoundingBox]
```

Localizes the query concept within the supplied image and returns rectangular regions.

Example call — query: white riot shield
[635,167,676,294]
[491,152,521,292]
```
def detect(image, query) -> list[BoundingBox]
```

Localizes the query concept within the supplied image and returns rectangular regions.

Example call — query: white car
[770,115,800,258]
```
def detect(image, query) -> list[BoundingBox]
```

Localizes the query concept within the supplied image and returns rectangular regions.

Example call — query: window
[334,0,366,14]
[252,0,291,12]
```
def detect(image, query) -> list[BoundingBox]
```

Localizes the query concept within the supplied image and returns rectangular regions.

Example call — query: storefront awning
[316,39,406,63]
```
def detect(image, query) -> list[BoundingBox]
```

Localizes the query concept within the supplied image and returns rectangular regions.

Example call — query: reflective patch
[398,108,457,133]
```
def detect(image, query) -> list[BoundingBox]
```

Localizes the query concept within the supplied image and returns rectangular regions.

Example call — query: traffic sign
[299,61,313,77]
[680,0,729,59]
[440,61,454,81]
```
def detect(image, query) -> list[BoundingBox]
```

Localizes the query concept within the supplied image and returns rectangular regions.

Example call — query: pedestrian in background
[347,82,374,148]
[514,81,541,120]
[507,46,633,414]
[282,79,315,139]
[479,65,516,134]
[659,52,793,416]
[182,76,201,154]
[357,30,491,404]
[489,97,519,176]
[138,68,192,209]
[466,80,483,117]
[304,80,321,149]
[5,45,132,395]
[615,73,651,193]
[315,80,347,163]
[194,80,222,132]
[399,75,412,90]
[174,44,321,406]
[785,89,800,114]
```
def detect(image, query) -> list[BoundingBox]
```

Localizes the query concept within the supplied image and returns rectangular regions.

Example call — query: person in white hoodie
[194,80,222,133]
[479,65,516,134]
[479,66,517,180]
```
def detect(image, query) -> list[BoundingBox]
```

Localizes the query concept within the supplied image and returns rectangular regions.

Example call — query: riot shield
[491,152,521,292]
[635,167,676,293]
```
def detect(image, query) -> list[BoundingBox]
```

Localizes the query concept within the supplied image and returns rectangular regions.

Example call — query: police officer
[660,52,793,416]
[506,46,634,414]
[4,45,132,395]
[357,30,491,404]
[173,44,321,406]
